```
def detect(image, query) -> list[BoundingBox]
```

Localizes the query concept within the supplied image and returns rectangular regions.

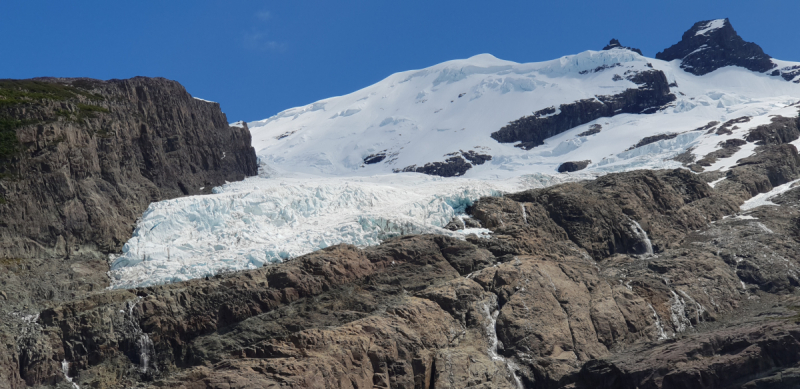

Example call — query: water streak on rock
[629,219,654,256]
[483,298,524,389]
[61,359,80,389]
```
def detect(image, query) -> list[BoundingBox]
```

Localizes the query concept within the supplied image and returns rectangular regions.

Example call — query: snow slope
[248,50,800,178]
[109,49,800,289]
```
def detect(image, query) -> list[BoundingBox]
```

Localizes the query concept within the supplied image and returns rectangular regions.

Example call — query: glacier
[109,48,800,289]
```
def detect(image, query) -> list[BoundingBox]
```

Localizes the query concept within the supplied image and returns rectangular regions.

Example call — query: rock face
[655,18,775,75]
[395,155,473,177]
[7,67,800,388]
[490,70,675,149]
[9,136,800,389]
[0,77,258,260]
[557,160,590,173]
[627,133,678,150]
[602,39,643,56]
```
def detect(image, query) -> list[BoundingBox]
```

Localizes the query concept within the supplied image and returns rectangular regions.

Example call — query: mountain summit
[656,18,775,75]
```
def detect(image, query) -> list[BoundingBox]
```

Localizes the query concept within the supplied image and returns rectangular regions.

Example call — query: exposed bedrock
[490,69,675,150]
[472,168,739,260]
[0,77,258,261]
[655,18,776,76]
[557,160,590,173]
[602,39,643,56]
[745,114,800,146]
[394,149,493,178]
[6,118,800,388]
[15,140,800,388]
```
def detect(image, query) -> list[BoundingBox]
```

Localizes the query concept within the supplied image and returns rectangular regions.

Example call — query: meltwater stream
[126,298,157,374]
[629,220,654,256]
[483,299,524,389]
[61,359,80,389]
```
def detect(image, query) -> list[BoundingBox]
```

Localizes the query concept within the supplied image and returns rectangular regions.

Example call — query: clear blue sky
[2,1,798,122]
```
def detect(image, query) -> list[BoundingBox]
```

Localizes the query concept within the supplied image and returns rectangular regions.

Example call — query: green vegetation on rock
[0,117,33,160]
[77,103,110,120]
[0,79,103,107]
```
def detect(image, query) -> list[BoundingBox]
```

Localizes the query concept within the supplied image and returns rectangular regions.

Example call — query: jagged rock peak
[655,18,775,75]
[602,38,643,56]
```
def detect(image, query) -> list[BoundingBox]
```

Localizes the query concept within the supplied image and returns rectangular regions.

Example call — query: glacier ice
[109,175,502,289]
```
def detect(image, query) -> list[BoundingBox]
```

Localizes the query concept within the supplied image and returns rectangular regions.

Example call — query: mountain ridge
[5,18,800,389]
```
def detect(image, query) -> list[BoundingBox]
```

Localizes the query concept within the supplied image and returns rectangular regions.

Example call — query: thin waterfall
[126,298,157,374]
[629,220,653,256]
[520,204,528,224]
[61,359,80,389]
[648,304,669,340]
[483,299,524,389]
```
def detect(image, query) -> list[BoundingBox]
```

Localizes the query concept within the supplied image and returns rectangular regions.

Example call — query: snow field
[110,49,800,289]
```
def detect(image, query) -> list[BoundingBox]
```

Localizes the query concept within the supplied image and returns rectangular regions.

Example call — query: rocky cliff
[655,19,776,76]
[490,69,675,150]
[0,77,258,260]
[6,131,800,388]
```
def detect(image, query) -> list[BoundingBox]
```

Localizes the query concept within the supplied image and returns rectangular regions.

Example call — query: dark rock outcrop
[746,114,800,145]
[475,168,738,260]
[602,39,643,55]
[363,152,386,164]
[557,160,590,173]
[627,133,678,150]
[0,77,258,260]
[716,144,800,199]
[395,156,472,177]
[655,18,776,75]
[394,150,491,177]
[578,124,602,137]
[491,70,675,150]
[460,150,492,165]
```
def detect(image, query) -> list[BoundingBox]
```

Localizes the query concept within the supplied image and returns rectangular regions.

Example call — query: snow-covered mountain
[108,19,800,288]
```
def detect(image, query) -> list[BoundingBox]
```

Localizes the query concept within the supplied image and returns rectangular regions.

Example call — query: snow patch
[695,19,727,36]
[740,179,800,210]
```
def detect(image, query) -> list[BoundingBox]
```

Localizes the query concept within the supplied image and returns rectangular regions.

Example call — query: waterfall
[126,298,157,374]
[61,360,80,389]
[520,204,528,225]
[482,299,524,389]
[629,220,653,256]
[137,334,155,373]
[648,304,669,340]
[669,290,693,334]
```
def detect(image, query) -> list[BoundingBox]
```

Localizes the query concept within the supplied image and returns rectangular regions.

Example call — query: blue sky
[2,1,799,122]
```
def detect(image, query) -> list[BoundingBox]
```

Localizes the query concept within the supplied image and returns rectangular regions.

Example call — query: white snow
[229,121,245,128]
[108,49,800,289]
[193,97,216,103]
[740,179,800,211]
[695,19,727,37]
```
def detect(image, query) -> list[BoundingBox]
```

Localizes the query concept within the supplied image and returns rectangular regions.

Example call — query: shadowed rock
[656,18,775,75]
